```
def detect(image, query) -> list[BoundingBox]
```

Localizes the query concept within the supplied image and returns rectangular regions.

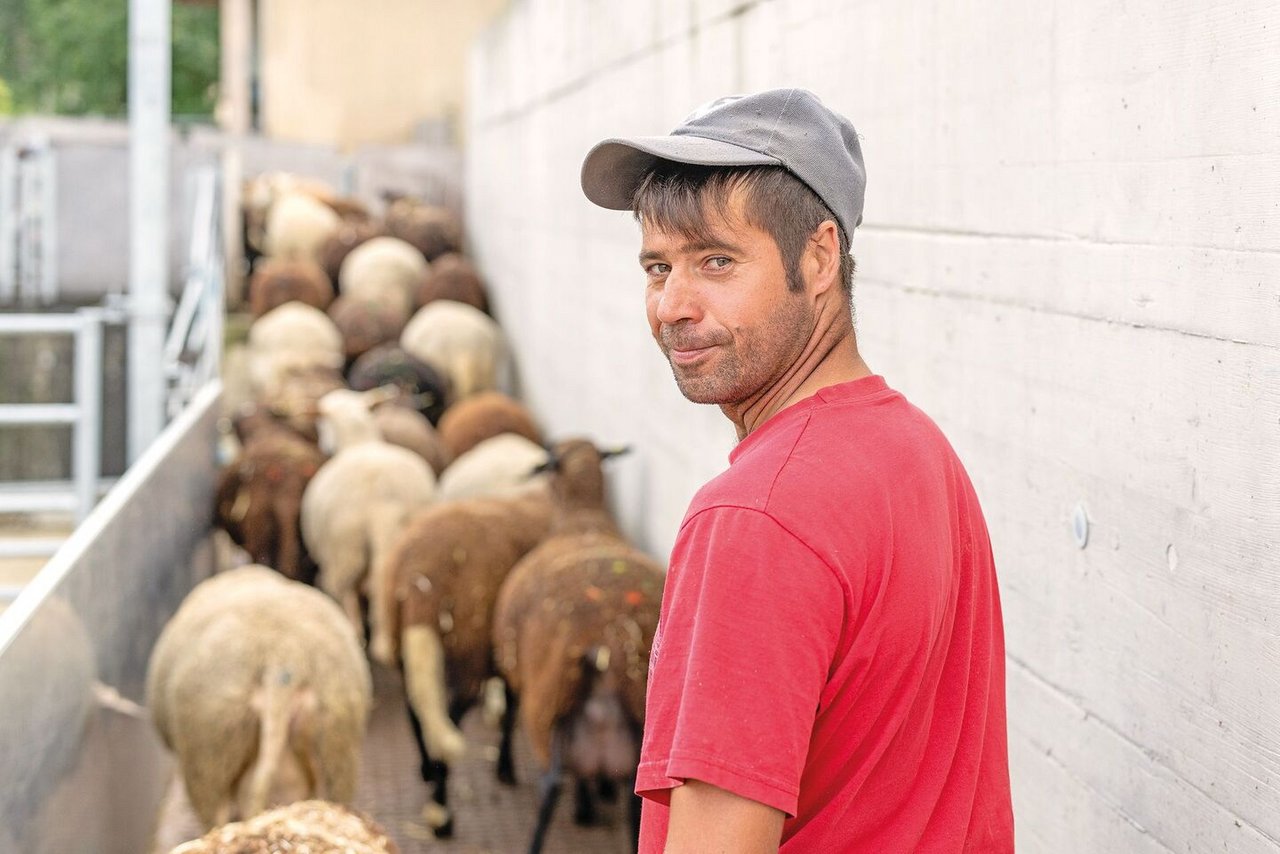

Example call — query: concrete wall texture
[466,1,1279,851]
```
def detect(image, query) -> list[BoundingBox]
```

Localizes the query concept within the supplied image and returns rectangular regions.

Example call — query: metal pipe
[74,310,103,521]
[0,404,80,425]
[0,146,15,303]
[127,0,172,463]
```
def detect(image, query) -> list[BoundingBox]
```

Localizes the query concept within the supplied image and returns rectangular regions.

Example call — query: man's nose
[653,266,701,325]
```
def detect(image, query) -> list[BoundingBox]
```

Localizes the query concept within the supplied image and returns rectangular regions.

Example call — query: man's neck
[723,316,872,441]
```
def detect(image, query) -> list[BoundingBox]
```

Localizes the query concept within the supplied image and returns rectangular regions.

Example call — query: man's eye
[646,263,671,275]
[707,256,731,269]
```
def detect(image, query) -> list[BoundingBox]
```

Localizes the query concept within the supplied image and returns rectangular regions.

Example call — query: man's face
[639,194,814,406]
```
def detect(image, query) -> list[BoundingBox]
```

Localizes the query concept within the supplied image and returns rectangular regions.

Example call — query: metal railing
[163,165,224,419]
[0,309,106,528]
[0,137,58,307]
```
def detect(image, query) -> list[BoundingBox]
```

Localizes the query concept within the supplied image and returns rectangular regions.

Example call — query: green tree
[0,0,219,118]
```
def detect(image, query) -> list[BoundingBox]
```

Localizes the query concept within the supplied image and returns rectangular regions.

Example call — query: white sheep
[246,302,345,399]
[169,800,397,854]
[263,190,342,264]
[436,432,549,502]
[301,388,437,655]
[338,236,428,324]
[400,300,507,401]
[146,566,372,829]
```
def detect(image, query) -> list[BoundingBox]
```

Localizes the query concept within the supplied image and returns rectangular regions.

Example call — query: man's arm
[663,779,785,854]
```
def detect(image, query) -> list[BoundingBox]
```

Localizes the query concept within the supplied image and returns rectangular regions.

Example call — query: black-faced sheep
[400,300,507,402]
[492,440,663,853]
[348,343,450,426]
[376,489,553,836]
[214,412,326,584]
[168,800,397,854]
[146,567,372,829]
[413,252,489,314]
[247,258,333,319]
[301,388,437,648]
[435,390,542,460]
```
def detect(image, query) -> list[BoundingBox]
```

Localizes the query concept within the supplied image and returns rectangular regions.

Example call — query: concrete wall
[259,0,509,148]
[466,1,1280,851]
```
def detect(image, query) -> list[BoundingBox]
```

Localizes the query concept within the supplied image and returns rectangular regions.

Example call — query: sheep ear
[530,453,560,476]
[599,445,632,460]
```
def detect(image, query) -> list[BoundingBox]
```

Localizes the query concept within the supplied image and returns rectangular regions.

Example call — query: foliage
[0,0,219,118]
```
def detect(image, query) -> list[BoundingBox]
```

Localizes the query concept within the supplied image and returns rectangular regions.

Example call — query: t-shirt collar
[729,375,890,464]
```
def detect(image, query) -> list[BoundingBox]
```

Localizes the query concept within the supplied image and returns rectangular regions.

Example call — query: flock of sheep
[149,174,663,853]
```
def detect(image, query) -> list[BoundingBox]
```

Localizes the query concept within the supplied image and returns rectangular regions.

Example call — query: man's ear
[806,220,841,296]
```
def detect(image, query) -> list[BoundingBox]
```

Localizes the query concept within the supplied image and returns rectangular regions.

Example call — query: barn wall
[467,1,1280,850]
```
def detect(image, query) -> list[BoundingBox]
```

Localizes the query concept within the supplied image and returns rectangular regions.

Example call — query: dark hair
[631,162,856,298]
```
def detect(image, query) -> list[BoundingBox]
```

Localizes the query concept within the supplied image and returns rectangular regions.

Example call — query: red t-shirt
[636,375,1013,852]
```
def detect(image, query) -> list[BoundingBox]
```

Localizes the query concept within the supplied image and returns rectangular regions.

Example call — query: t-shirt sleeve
[636,505,845,817]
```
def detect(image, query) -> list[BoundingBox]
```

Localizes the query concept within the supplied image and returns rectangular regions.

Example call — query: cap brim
[581,136,781,211]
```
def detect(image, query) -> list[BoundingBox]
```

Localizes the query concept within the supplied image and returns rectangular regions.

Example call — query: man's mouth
[668,344,716,366]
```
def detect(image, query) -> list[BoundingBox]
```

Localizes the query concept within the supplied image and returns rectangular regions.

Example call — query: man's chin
[671,369,731,405]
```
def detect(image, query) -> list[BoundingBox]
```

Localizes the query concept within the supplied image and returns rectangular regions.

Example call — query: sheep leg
[597,774,619,802]
[497,681,519,785]
[405,702,456,838]
[529,733,564,854]
[573,776,599,826]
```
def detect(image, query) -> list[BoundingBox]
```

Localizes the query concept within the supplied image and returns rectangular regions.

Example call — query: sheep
[384,197,462,261]
[400,300,507,402]
[372,401,452,477]
[255,364,347,445]
[338,236,428,324]
[301,388,437,647]
[169,800,398,854]
[375,489,553,836]
[328,295,406,363]
[214,412,327,584]
[414,251,489,314]
[263,190,342,264]
[248,258,333,318]
[348,343,450,425]
[435,390,542,459]
[146,566,372,829]
[492,439,663,853]
[242,173,336,257]
[246,302,344,400]
[436,433,549,502]
[318,220,383,290]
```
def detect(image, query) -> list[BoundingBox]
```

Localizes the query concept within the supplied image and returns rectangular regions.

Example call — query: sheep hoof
[423,801,452,836]
[369,635,395,667]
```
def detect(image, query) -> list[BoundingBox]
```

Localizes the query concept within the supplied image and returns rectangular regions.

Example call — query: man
[580,89,1013,852]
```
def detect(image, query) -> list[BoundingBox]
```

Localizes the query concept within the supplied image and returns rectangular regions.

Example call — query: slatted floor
[153,661,636,853]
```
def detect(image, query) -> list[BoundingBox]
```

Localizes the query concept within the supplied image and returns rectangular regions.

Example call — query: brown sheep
[377,489,553,836]
[248,259,333,318]
[318,220,383,288]
[435,391,542,460]
[385,198,462,261]
[413,252,489,314]
[329,295,406,363]
[214,414,326,584]
[492,440,663,852]
[372,401,452,477]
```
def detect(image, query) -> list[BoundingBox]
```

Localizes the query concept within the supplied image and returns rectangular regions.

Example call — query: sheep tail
[367,501,408,666]
[245,663,302,818]
[402,624,466,764]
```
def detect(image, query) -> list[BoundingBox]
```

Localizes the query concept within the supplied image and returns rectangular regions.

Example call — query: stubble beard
[665,295,815,406]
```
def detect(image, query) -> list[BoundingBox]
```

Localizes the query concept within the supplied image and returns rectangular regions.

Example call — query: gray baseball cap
[580,88,866,241]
